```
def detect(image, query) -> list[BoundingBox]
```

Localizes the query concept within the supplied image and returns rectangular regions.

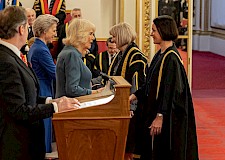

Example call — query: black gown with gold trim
[95,51,110,74]
[135,44,198,160]
[33,0,66,17]
[108,42,148,153]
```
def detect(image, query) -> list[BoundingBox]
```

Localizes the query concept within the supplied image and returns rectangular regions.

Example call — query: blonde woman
[108,22,148,160]
[56,19,102,98]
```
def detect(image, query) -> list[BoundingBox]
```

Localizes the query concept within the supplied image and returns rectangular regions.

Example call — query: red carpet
[192,51,225,89]
[192,51,225,160]
[193,90,225,160]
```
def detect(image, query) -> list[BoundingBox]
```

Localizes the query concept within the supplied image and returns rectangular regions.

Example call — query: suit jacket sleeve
[0,61,54,123]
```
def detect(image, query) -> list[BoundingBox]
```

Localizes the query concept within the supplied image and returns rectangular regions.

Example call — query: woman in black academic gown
[129,15,199,160]
[108,22,148,160]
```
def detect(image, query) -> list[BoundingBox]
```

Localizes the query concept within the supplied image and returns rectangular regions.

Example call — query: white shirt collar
[108,52,115,65]
[0,39,21,59]
[48,0,51,8]
[5,0,13,7]
[108,52,115,58]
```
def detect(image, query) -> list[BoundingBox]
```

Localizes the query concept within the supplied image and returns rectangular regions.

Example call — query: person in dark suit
[95,37,118,74]
[28,14,58,153]
[56,18,103,98]
[26,8,36,40]
[20,8,36,59]
[0,6,80,160]
[0,0,21,10]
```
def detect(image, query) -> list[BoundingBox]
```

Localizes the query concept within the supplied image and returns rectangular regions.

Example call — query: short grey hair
[109,22,136,48]
[33,14,58,37]
[63,18,95,48]
[25,8,36,16]
[71,8,81,15]
[0,6,27,39]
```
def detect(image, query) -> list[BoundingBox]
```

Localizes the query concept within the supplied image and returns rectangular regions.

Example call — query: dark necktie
[28,26,33,40]
[49,0,55,14]
[109,54,114,65]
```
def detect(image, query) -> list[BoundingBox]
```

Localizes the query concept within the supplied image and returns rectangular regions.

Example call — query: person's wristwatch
[157,113,163,117]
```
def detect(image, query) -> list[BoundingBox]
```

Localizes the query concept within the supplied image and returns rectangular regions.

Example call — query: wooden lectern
[52,76,131,160]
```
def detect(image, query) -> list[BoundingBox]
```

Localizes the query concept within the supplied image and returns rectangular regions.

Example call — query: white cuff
[45,97,52,104]
[52,102,58,113]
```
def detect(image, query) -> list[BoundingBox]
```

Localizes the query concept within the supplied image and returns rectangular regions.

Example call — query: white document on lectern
[79,95,115,109]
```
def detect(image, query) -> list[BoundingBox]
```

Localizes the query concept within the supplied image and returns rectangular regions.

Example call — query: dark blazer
[0,44,55,160]
[28,26,34,40]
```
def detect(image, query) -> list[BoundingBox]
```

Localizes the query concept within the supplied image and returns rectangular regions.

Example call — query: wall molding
[193,30,225,40]
[142,0,151,57]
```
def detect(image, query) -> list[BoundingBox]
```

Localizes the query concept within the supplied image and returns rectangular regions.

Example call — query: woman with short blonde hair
[56,18,101,98]
[63,18,96,53]
[108,22,148,160]
[109,22,136,48]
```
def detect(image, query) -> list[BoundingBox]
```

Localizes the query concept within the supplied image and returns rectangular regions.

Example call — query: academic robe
[83,53,100,78]
[135,44,199,160]
[108,42,148,153]
[56,22,67,56]
[108,42,147,97]
[33,0,66,17]
[0,0,21,10]
[95,50,111,74]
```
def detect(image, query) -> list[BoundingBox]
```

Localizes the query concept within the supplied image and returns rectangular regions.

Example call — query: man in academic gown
[95,37,118,74]
[33,0,66,17]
